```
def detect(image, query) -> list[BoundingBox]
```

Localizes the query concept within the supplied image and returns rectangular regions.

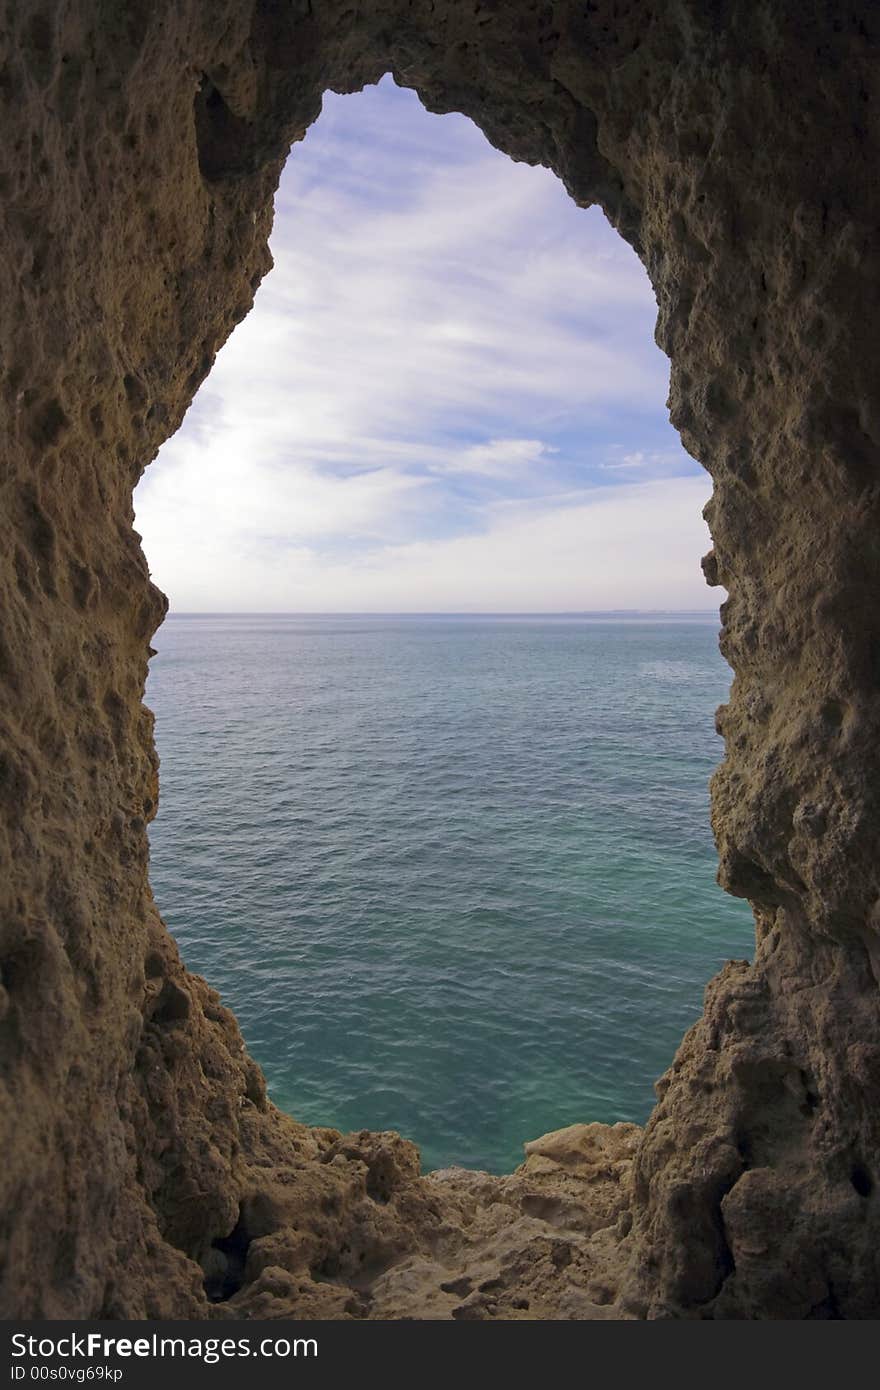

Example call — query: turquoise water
[146,614,753,1173]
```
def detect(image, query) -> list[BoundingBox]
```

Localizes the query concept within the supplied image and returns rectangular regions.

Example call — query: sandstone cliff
[1,0,878,1318]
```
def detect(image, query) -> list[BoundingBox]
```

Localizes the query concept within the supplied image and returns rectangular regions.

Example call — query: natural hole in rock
[203,1208,252,1303]
[135,77,754,1175]
[850,1163,873,1199]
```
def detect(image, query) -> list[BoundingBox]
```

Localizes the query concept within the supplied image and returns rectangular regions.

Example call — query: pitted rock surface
[1,1,878,1318]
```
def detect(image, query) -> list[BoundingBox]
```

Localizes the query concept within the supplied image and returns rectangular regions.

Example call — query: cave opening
[134,76,753,1176]
[5,0,874,1323]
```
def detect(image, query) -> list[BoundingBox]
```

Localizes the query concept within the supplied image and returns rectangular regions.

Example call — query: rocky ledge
[206,1116,640,1321]
[1,0,879,1320]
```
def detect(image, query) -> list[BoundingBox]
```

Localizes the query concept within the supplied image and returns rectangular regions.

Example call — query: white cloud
[339,476,714,612]
[606,450,648,470]
[134,78,707,613]
[137,475,715,614]
[138,425,432,549]
[436,439,555,476]
[599,449,688,475]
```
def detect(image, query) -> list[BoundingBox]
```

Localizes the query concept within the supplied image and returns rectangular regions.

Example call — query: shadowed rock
[0,0,878,1318]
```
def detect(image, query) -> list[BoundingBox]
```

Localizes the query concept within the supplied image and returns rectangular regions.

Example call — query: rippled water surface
[147,614,753,1173]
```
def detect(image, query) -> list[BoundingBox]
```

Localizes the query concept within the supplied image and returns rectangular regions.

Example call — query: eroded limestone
[1,0,878,1318]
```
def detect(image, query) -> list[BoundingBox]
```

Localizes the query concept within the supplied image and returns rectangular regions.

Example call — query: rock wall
[0,0,878,1318]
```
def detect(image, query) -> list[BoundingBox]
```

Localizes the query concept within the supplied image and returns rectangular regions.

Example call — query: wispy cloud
[599,448,691,476]
[435,439,556,477]
[134,77,711,612]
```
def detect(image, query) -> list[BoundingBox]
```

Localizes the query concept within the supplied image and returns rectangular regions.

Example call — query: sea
[146,613,753,1174]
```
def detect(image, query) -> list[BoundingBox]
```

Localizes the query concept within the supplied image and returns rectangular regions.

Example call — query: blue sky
[134,77,714,612]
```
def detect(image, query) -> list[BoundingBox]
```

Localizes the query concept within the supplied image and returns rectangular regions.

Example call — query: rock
[1,0,878,1319]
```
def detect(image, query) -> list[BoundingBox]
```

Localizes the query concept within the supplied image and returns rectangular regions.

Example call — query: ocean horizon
[163,609,721,617]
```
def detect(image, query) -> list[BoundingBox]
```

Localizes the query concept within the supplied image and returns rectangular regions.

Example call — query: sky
[134,77,715,613]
